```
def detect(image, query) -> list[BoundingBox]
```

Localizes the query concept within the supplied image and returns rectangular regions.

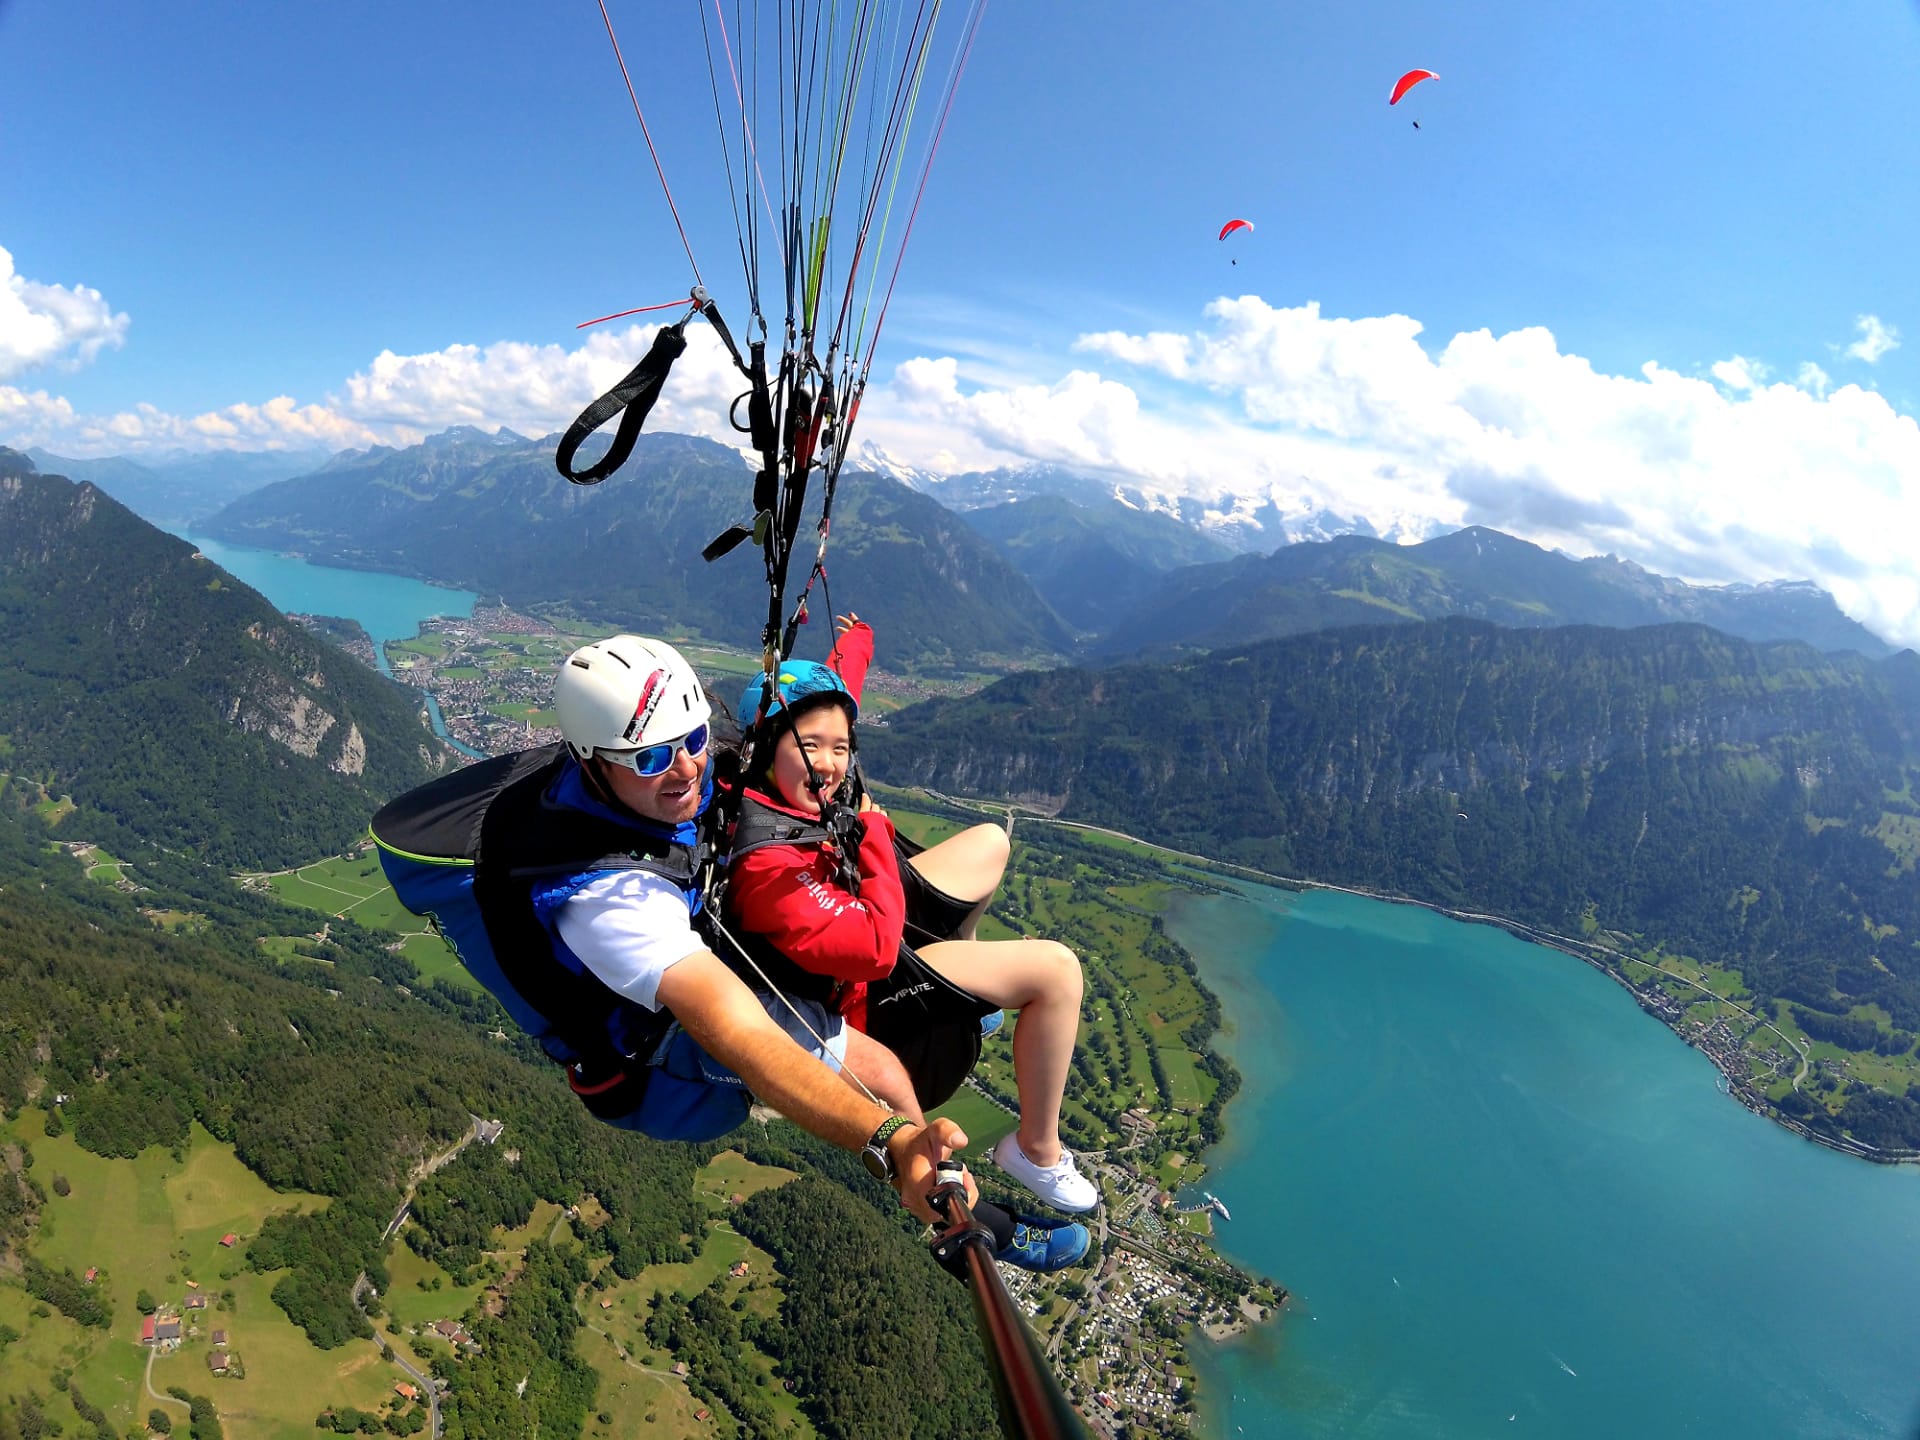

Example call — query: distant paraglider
[1389,68,1438,106]
[1219,217,1253,263]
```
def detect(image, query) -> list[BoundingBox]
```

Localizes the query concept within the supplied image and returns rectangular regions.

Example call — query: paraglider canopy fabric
[1389,68,1438,105]
[1218,218,1254,241]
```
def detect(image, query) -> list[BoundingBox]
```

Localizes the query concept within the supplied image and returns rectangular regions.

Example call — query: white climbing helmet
[554,635,711,762]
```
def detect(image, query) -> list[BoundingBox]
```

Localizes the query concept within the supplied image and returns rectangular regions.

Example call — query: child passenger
[724,615,1099,1213]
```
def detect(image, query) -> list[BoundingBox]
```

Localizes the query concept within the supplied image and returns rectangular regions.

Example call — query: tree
[149,1412,173,1435]
[137,1289,159,1315]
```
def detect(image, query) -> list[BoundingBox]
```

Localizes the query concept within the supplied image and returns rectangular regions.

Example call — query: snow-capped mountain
[853,452,1413,555]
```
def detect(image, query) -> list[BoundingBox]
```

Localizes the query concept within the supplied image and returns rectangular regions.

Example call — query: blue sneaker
[994,1213,1090,1272]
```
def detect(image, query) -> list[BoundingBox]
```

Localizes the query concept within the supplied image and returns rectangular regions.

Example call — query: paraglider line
[863,0,984,373]
[702,0,782,267]
[576,298,698,330]
[597,0,704,287]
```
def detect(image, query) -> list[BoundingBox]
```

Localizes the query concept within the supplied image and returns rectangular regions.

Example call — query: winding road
[348,1123,489,1439]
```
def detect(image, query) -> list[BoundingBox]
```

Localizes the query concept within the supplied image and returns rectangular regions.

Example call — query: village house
[672,1361,689,1377]
[728,1261,749,1278]
[185,1294,208,1310]
[395,1382,418,1402]
[219,1233,238,1248]
[83,1266,97,1284]
[433,1320,462,1339]
[694,1409,711,1423]
[140,1316,156,1345]
[206,1352,229,1374]
[155,1317,182,1344]
[212,1329,228,1347]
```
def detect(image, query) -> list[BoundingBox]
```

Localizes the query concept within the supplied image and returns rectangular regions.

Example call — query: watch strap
[867,1114,913,1152]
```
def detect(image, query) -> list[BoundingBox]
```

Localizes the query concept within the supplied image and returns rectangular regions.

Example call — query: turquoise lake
[175,531,477,678]
[1168,884,1920,1440]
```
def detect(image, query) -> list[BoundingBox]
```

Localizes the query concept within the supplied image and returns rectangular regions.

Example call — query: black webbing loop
[701,524,754,563]
[555,322,690,485]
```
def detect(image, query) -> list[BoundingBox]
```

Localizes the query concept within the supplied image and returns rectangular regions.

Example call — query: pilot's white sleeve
[554,870,707,1014]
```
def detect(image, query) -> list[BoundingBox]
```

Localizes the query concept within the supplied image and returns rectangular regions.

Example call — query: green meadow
[0,1113,413,1440]
[258,846,482,996]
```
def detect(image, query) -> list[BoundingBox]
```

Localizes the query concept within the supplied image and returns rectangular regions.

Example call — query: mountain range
[198,429,1075,672]
[1085,525,1894,659]
[863,451,1388,553]
[175,427,1894,666]
[26,444,332,528]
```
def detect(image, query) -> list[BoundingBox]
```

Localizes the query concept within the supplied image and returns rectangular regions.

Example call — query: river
[1167,883,1920,1438]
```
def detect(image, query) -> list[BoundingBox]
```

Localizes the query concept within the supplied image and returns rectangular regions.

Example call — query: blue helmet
[738,660,858,732]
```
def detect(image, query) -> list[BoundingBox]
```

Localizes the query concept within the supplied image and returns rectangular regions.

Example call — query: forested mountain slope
[0,451,450,869]
[871,619,1920,1042]
[201,428,1073,671]
[0,792,998,1437]
[1089,526,1891,659]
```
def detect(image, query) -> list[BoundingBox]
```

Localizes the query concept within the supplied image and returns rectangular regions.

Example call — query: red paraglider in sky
[1218,218,1254,242]
[1389,69,1438,106]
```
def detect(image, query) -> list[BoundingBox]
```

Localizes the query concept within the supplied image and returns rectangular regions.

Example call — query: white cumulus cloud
[9,289,1918,650]
[0,246,129,381]
[861,296,1920,649]
[1846,313,1900,364]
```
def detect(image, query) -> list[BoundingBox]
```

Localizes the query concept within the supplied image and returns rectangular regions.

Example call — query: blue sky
[4,1,1918,641]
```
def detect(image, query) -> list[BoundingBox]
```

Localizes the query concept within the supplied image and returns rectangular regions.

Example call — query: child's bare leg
[906,822,1011,939]
[916,937,1082,1164]
[839,1026,925,1123]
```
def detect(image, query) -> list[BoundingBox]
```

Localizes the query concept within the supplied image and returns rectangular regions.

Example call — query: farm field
[0,1113,411,1440]
[252,845,483,996]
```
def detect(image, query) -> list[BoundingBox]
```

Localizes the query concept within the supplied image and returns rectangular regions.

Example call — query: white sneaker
[991,1134,1099,1212]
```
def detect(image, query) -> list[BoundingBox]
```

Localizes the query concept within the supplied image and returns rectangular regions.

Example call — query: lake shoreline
[924,798,1919,1171]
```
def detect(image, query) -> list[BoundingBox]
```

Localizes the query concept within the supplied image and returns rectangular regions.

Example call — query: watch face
[860,1145,891,1182]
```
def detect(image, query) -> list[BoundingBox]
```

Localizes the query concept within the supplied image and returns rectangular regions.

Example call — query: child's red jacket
[723,623,904,1030]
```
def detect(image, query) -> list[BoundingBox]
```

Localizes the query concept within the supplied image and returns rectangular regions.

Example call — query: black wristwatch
[860,1115,914,1182]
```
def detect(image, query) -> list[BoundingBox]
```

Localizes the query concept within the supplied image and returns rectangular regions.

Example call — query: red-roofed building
[695,1410,711,1423]
[140,1315,157,1345]
[395,1382,418,1401]
[219,1233,238,1248]
[84,1266,98,1283]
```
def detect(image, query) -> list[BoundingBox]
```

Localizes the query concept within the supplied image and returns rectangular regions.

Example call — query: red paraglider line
[1389,69,1438,106]
[576,299,696,330]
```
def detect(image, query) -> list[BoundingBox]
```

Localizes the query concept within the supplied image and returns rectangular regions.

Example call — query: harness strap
[555,321,690,485]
